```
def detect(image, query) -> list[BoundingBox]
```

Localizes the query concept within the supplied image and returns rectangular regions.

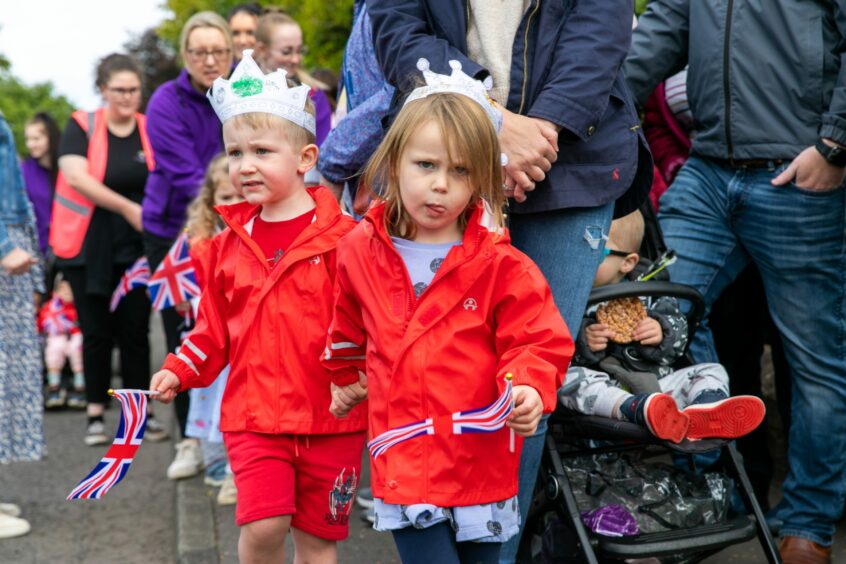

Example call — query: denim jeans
[658,156,846,546]
[500,202,614,563]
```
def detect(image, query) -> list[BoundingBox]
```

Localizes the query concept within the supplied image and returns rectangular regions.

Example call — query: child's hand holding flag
[150,369,181,404]
[507,385,543,437]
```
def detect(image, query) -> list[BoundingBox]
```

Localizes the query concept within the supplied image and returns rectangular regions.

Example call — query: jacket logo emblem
[463,298,478,311]
[309,256,321,265]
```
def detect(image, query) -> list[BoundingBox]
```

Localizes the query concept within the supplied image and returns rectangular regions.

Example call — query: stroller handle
[587,281,706,343]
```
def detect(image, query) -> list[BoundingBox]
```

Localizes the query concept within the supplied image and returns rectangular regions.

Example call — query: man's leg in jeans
[500,202,613,563]
[736,170,846,546]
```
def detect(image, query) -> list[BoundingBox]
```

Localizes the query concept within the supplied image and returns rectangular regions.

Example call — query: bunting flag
[67,390,155,500]
[110,257,151,312]
[148,232,200,310]
[367,376,514,459]
[41,297,76,336]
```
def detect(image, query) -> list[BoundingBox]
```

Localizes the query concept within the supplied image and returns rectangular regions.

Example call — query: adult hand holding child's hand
[150,369,180,403]
[508,385,543,437]
[329,371,367,418]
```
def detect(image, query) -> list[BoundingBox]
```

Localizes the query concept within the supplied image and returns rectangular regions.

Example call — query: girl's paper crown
[405,58,503,132]
[207,49,316,135]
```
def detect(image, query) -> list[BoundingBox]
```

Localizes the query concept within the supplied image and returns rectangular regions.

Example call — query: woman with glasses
[253,11,333,147]
[52,53,159,446]
[141,11,233,482]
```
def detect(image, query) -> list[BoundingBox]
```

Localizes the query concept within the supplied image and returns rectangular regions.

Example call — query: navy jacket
[367,0,651,216]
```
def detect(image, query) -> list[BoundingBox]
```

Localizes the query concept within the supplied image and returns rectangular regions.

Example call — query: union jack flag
[109,257,151,312]
[41,297,76,336]
[148,233,200,311]
[367,377,514,459]
[67,390,150,500]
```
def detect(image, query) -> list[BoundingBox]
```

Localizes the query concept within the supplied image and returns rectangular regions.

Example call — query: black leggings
[63,265,151,405]
[143,231,191,438]
[391,522,501,564]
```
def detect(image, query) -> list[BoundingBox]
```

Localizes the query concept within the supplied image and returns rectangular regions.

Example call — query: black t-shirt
[57,117,149,294]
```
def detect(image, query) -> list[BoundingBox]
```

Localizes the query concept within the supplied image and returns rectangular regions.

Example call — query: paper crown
[405,58,502,132]
[207,49,316,134]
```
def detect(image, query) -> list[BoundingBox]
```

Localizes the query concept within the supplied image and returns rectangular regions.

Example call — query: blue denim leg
[659,156,846,546]
[499,202,614,563]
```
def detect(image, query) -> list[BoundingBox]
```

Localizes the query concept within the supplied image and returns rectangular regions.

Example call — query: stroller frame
[525,280,781,563]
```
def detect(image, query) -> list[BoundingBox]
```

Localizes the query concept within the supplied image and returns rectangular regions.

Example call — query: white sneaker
[0,513,30,539]
[217,472,237,506]
[84,420,109,446]
[167,440,203,480]
[0,503,21,517]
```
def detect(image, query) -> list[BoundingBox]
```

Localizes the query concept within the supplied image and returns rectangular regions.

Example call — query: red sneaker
[644,393,689,443]
[683,396,766,440]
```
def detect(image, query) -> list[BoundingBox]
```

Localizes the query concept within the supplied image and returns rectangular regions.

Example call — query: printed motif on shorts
[326,467,358,526]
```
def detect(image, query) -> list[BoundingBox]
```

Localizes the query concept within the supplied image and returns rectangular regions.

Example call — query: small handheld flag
[67,389,158,500]
[148,233,200,311]
[367,375,514,459]
[41,297,76,336]
[110,257,151,312]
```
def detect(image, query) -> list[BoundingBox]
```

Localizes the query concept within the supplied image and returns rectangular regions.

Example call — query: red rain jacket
[323,202,573,506]
[163,187,366,435]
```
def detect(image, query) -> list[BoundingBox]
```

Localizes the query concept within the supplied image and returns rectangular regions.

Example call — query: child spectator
[21,113,61,260]
[179,154,243,503]
[560,211,766,443]
[324,64,572,563]
[38,277,85,409]
[150,51,366,562]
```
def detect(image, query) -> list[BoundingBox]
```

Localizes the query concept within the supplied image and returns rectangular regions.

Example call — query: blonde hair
[609,209,645,253]
[186,154,229,241]
[180,11,234,66]
[255,12,329,91]
[361,93,506,240]
[224,94,317,149]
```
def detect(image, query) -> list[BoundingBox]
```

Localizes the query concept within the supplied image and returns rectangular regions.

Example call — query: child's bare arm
[150,369,181,404]
[507,385,544,437]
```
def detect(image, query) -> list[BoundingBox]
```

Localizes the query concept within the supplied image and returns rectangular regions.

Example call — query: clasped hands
[330,371,545,437]
[498,104,560,203]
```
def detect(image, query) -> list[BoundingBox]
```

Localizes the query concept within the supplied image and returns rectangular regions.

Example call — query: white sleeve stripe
[177,352,200,375]
[184,339,207,361]
[331,341,360,350]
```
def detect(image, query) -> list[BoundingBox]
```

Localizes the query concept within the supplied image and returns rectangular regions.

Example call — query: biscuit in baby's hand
[595,297,647,344]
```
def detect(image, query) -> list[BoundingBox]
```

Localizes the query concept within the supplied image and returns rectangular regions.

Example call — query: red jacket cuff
[162,353,192,392]
[331,367,361,387]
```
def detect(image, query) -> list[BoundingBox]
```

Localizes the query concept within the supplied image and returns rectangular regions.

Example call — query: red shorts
[224,431,366,540]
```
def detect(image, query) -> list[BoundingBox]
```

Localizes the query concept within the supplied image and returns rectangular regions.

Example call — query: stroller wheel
[545,475,560,501]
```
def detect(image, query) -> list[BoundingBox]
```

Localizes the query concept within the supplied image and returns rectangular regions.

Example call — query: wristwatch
[815,138,846,167]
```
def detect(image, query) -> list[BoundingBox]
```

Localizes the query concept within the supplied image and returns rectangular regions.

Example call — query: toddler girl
[324,64,573,564]
[38,277,85,408]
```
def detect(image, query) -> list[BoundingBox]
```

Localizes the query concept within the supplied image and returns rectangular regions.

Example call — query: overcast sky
[0,1,169,110]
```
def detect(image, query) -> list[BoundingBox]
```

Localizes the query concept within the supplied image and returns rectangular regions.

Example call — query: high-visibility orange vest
[49,108,155,259]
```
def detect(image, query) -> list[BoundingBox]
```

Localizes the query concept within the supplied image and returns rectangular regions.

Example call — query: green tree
[159,0,354,72]
[0,69,74,154]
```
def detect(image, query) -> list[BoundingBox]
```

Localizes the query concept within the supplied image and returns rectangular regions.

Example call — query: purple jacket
[21,157,53,256]
[142,69,222,240]
[311,88,332,147]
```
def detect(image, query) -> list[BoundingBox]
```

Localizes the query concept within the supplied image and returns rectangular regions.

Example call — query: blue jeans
[500,202,614,563]
[658,156,846,546]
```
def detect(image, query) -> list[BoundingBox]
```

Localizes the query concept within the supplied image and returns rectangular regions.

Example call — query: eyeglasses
[185,48,231,62]
[274,45,308,57]
[107,87,141,97]
[603,248,632,258]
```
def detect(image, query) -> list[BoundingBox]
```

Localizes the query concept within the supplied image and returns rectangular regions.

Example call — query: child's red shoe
[643,393,689,443]
[683,396,766,440]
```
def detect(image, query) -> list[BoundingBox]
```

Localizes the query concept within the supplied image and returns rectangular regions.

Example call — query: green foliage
[159,0,354,72]
[635,0,649,16]
[0,69,74,154]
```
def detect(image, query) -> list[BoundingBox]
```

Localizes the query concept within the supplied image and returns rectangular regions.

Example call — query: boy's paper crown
[405,58,503,132]
[207,49,316,135]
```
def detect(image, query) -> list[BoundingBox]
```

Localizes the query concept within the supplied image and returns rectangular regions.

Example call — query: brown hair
[186,153,229,241]
[609,209,645,253]
[94,53,142,91]
[361,93,506,240]
[223,91,317,150]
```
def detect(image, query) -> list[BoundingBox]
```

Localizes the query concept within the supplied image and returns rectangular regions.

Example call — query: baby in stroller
[560,210,765,444]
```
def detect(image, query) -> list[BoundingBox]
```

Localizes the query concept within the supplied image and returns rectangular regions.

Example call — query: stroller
[517,199,780,563]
